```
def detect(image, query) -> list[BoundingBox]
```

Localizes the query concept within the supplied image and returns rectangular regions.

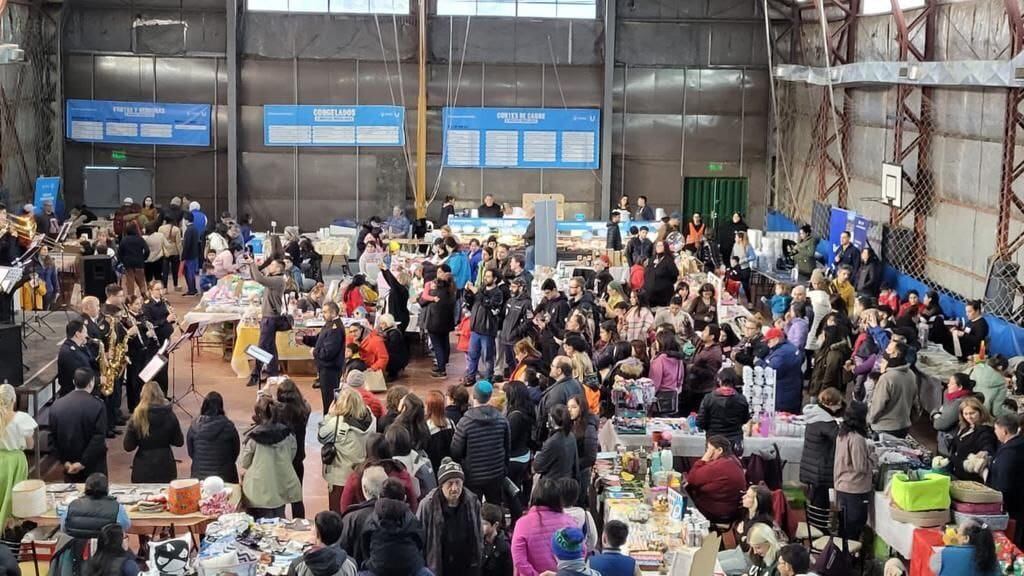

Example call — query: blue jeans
[525,245,535,271]
[466,332,495,380]
[184,259,199,294]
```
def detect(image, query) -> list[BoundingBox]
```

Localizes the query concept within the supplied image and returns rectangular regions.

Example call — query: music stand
[149,321,205,416]
[245,345,275,392]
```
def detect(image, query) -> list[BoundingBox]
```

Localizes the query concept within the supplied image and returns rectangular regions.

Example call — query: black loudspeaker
[82,255,115,302]
[0,324,23,386]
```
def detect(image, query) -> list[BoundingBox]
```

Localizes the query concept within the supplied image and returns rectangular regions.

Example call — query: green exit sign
[111,150,127,162]
[708,163,724,172]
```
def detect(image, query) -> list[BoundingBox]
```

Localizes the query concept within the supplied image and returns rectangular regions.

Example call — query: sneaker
[431,370,447,379]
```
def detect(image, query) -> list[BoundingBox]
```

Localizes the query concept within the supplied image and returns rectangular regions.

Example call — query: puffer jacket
[799,403,844,488]
[318,411,376,488]
[466,285,504,337]
[970,363,1013,418]
[758,341,804,414]
[649,351,685,393]
[186,414,241,483]
[382,326,409,377]
[696,387,751,447]
[363,498,428,576]
[810,340,852,396]
[358,331,390,372]
[450,405,510,485]
[241,422,302,509]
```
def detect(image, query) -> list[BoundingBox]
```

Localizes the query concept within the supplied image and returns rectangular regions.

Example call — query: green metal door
[683,177,749,232]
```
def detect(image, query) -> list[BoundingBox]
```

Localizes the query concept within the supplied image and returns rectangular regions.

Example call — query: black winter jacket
[339,498,377,566]
[187,414,241,482]
[422,280,457,334]
[123,404,184,483]
[451,405,510,485]
[380,269,411,330]
[644,254,679,307]
[500,293,534,343]
[302,319,345,370]
[507,409,535,458]
[606,222,623,251]
[855,258,882,297]
[626,237,653,267]
[950,425,999,482]
[364,498,428,576]
[574,414,599,470]
[466,285,504,337]
[696,387,751,448]
[383,326,409,377]
[799,403,844,488]
[543,293,571,336]
[117,234,150,268]
[534,431,578,481]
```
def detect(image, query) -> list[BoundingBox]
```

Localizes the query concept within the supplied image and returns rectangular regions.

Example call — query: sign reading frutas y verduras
[442,107,600,169]
[65,99,211,146]
[263,105,405,147]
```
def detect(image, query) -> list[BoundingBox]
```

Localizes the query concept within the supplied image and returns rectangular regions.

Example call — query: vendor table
[312,237,351,273]
[230,323,316,378]
[26,483,241,534]
[616,433,804,482]
[871,491,915,559]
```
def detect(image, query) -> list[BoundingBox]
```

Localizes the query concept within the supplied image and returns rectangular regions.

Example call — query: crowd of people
[0,195,1020,576]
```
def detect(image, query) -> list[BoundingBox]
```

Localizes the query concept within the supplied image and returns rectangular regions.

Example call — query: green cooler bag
[890,472,951,512]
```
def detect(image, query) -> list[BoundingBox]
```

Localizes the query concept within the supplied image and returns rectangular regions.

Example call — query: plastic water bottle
[687,413,697,433]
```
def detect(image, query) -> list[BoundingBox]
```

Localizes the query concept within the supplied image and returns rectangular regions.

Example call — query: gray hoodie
[868,364,918,433]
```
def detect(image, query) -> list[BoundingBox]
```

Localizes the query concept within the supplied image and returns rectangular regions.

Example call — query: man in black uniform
[79,296,110,364]
[143,280,176,395]
[301,301,345,414]
[49,368,108,482]
[57,320,95,397]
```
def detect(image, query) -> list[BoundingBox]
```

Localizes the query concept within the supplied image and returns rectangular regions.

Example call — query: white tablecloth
[870,491,915,558]
[616,433,804,482]
[916,344,970,414]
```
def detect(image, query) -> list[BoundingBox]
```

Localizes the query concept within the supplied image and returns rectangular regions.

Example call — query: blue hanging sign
[853,216,871,250]
[263,105,405,147]
[65,99,211,146]
[442,107,600,169]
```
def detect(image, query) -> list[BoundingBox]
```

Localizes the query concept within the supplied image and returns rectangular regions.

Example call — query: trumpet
[0,213,37,243]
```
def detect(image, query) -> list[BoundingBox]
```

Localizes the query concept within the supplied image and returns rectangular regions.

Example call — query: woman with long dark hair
[622,290,654,343]
[534,405,578,483]
[276,379,312,518]
[934,521,1001,576]
[567,395,598,507]
[505,381,536,507]
[123,381,183,483]
[84,524,140,576]
[644,241,679,307]
[688,283,718,332]
[833,402,876,540]
[187,391,240,482]
[342,274,367,316]
[394,392,431,451]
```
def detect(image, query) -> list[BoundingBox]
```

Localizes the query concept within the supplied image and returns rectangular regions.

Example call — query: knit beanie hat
[551,527,586,561]
[437,457,464,485]
[346,370,365,388]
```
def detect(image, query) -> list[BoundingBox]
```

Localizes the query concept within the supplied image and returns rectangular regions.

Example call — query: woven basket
[950,480,1003,504]
[889,502,950,527]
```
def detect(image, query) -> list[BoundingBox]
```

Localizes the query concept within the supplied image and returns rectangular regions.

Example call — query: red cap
[764,327,785,341]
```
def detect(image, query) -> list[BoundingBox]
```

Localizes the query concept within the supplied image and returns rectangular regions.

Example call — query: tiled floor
[51,290,462,518]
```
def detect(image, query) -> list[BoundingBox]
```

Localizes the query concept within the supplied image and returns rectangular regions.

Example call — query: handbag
[321,416,341,467]
[813,536,853,576]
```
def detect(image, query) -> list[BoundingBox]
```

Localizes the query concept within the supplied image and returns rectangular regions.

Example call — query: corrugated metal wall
[60,0,771,228]
[781,0,1023,300]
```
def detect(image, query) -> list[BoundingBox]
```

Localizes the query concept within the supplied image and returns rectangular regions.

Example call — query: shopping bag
[364,369,387,392]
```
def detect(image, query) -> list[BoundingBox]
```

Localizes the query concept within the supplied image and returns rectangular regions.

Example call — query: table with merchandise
[593,451,724,576]
[196,514,317,576]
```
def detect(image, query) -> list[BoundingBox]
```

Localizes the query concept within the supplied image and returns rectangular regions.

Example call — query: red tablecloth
[909,527,1020,576]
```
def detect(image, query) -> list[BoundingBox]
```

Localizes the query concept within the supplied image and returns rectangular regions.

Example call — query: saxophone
[100,324,129,396]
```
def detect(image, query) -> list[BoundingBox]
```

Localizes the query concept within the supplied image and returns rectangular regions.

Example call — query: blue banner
[66,99,211,146]
[34,177,62,216]
[853,216,871,250]
[442,107,600,169]
[828,208,854,267]
[263,105,405,147]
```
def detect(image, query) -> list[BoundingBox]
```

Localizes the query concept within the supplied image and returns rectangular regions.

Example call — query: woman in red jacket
[685,435,746,523]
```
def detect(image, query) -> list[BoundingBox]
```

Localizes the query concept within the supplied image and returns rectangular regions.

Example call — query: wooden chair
[802,503,863,573]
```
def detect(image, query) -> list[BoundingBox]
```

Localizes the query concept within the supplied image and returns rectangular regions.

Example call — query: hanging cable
[373,12,417,198]
[426,15,472,209]
[813,0,852,198]
[761,0,799,214]
[546,34,602,185]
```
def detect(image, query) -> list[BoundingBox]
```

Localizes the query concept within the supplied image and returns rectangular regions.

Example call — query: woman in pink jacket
[511,477,580,576]
[649,331,685,413]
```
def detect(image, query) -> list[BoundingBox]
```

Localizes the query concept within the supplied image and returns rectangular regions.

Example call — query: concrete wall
[779,0,1024,300]
[61,0,772,228]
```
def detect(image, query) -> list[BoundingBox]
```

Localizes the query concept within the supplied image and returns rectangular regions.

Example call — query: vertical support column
[226,0,239,217]
[414,0,427,219]
[599,0,615,221]
[995,0,1024,258]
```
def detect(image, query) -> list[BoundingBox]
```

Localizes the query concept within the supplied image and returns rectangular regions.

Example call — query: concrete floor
[38,290,456,518]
